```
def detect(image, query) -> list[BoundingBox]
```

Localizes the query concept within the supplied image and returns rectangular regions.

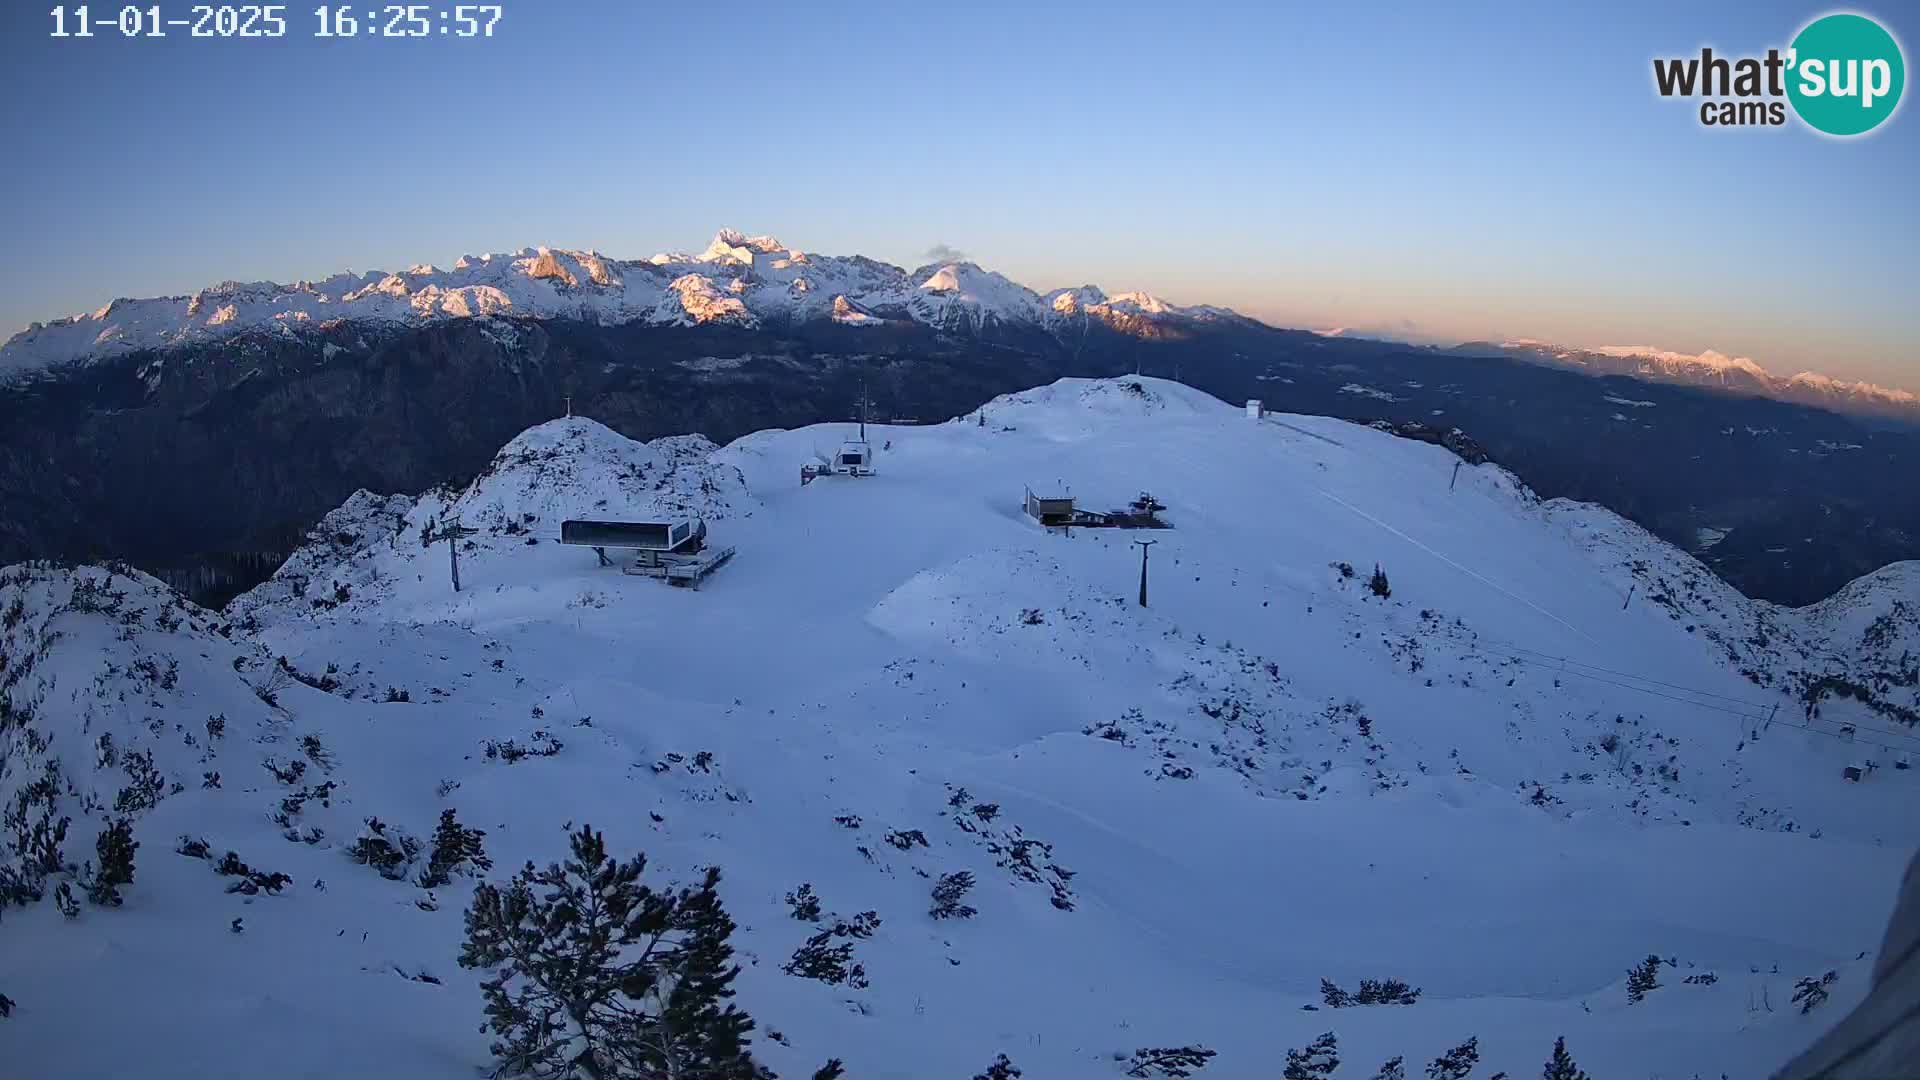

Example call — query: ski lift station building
[1024,488,1079,527]
[558,517,736,587]
[834,438,874,476]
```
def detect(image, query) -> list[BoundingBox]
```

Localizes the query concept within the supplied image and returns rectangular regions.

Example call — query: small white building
[833,439,874,476]
[1246,399,1264,419]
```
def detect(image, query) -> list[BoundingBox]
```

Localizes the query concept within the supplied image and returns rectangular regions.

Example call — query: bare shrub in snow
[1792,970,1838,1014]
[458,824,771,1079]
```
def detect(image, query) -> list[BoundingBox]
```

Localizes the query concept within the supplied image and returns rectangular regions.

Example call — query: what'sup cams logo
[1653,12,1905,135]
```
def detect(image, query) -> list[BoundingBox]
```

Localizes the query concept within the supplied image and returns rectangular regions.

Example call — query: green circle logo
[1787,13,1905,135]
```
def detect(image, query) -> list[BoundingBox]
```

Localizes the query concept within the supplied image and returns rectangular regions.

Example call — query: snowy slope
[3,377,1917,1079]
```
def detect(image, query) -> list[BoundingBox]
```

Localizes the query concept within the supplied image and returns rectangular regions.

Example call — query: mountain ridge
[1461,339,1918,423]
[0,230,1249,382]
[6,230,1910,424]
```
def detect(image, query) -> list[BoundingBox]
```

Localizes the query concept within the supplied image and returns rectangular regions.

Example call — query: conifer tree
[1541,1036,1589,1080]
[1426,1036,1478,1080]
[1368,564,1392,598]
[1283,1031,1339,1079]
[931,871,978,920]
[457,824,764,1079]
[973,1052,1022,1080]
[1625,954,1662,1003]
[785,882,822,921]
[1371,1056,1406,1080]
[419,808,490,888]
[86,817,137,906]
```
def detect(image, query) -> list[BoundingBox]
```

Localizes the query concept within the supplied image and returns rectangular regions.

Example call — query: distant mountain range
[1,230,1916,608]
[5,229,1912,426]
[1452,340,1919,425]
[0,230,1259,380]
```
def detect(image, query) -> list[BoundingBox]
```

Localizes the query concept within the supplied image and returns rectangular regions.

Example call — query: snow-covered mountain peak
[1594,345,1773,382]
[688,229,794,266]
[1102,290,1174,315]
[1045,285,1108,314]
[450,416,746,530]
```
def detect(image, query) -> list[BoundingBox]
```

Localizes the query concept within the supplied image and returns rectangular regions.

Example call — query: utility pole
[436,520,479,593]
[1134,538,1157,607]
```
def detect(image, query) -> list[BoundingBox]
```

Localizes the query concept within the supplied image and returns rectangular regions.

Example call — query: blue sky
[1,1,1914,387]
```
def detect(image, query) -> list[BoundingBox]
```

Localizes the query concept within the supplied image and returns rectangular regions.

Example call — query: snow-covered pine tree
[1541,1036,1590,1080]
[1283,1031,1339,1079]
[1124,1046,1216,1078]
[782,930,868,988]
[1368,564,1391,598]
[348,817,420,881]
[785,883,822,921]
[972,1052,1022,1079]
[1320,978,1351,1008]
[1371,1055,1406,1080]
[86,817,137,906]
[639,865,759,1079]
[930,871,978,919]
[457,823,767,1079]
[1426,1036,1478,1080]
[1625,954,1662,1003]
[418,808,490,888]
